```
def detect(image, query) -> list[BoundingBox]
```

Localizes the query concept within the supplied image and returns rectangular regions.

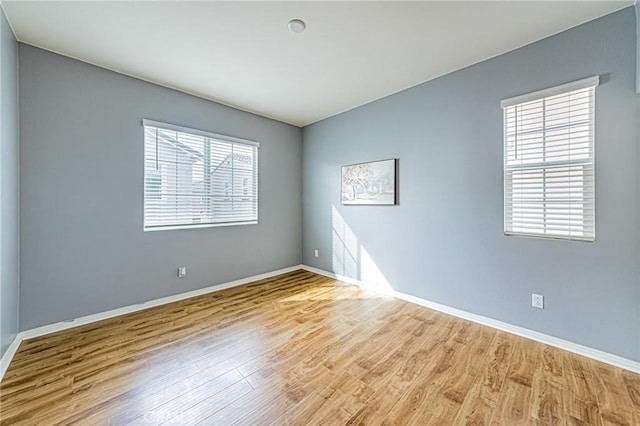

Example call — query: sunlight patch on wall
[332,205,359,278]
[360,246,394,293]
[331,205,394,292]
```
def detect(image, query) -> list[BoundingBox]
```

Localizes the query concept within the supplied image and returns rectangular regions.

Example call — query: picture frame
[341,158,398,205]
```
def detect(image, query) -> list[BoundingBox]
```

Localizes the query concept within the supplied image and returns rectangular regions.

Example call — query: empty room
[0,1,639,424]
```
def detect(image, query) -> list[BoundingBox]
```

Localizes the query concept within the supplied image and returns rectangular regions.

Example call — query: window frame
[501,76,599,242]
[142,119,260,232]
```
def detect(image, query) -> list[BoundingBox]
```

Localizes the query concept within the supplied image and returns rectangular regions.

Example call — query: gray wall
[303,8,640,361]
[636,3,640,93]
[19,45,302,330]
[0,7,19,357]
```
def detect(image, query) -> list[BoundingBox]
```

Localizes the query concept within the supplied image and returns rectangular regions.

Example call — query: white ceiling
[2,1,633,126]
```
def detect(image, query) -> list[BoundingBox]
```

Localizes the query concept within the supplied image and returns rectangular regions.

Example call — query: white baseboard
[0,265,303,382]
[302,265,363,286]
[0,333,22,382]
[301,265,640,374]
[0,335,22,382]
[20,265,303,340]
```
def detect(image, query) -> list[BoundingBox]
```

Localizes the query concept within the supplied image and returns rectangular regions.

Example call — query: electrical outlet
[178,266,187,278]
[314,249,319,258]
[532,293,544,309]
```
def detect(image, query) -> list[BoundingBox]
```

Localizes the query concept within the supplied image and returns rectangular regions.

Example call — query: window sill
[144,221,258,232]
[504,232,594,243]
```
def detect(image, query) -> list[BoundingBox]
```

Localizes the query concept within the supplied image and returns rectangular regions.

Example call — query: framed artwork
[341,158,398,205]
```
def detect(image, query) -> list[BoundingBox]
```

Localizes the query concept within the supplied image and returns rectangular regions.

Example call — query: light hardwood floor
[1,270,638,425]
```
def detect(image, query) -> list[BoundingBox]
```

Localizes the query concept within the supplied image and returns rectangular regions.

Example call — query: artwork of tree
[341,159,396,205]
[342,163,374,201]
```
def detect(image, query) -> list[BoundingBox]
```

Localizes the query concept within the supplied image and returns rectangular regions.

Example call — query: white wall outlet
[178,266,187,278]
[314,249,319,258]
[532,293,544,309]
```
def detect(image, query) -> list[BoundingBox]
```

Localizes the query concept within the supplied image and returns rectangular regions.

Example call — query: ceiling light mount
[288,19,306,34]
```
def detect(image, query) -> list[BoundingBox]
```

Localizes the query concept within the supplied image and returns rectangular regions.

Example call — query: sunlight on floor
[278,282,386,302]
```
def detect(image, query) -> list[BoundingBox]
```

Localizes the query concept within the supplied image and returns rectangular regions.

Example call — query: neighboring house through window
[242,178,249,199]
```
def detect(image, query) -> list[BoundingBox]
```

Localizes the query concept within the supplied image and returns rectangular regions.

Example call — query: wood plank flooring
[1,270,638,425]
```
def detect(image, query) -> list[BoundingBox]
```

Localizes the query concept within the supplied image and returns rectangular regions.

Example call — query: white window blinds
[143,120,259,231]
[502,76,598,241]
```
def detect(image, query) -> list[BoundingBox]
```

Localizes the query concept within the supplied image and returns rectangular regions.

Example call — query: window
[502,76,598,241]
[143,120,259,231]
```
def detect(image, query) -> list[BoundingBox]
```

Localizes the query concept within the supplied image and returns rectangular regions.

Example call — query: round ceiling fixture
[288,19,306,34]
